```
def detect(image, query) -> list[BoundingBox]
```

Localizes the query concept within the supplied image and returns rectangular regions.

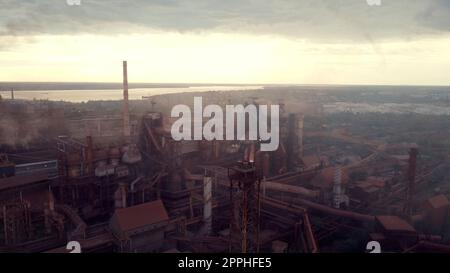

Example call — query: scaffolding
[227,161,261,253]
[2,202,32,245]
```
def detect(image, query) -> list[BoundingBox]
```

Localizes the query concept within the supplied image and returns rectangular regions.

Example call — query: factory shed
[109,200,169,252]
[422,195,450,233]
[374,215,420,251]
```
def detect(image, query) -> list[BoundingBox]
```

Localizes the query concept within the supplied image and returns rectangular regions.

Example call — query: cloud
[417,0,450,32]
[0,0,450,42]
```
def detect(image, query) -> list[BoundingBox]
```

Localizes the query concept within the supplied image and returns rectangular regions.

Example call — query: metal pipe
[264,196,376,223]
[302,212,318,253]
[262,181,320,199]
[203,175,212,235]
[260,197,317,252]
[130,176,143,192]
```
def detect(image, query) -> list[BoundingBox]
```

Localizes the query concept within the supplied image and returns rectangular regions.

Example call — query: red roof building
[109,200,169,252]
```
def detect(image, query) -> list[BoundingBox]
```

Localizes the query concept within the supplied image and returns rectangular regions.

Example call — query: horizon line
[1,81,449,88]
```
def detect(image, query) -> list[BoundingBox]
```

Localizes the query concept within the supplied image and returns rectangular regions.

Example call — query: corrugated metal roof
[113,200,169,232]
[376,215,416,233]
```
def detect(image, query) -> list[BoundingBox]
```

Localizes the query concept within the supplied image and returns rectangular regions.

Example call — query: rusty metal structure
[227,161,261,253]
[1,61,450,254]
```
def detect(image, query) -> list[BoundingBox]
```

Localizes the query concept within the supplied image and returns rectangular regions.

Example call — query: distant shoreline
[1,82,450,92]
[0,82,261,91]
[0,85,264,103]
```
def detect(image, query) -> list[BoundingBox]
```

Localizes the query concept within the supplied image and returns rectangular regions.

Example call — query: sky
[0,0,449,85]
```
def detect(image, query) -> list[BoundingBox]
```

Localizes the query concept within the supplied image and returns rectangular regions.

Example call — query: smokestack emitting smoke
[123,61,131,137]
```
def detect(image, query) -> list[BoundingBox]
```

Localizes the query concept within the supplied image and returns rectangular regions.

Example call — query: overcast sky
[1,0,449,85]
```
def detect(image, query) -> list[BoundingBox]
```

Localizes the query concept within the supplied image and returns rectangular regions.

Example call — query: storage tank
[109,147,121,166]
[121,144,142,164]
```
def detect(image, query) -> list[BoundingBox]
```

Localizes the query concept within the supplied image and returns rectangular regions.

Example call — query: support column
[203,175,212,234]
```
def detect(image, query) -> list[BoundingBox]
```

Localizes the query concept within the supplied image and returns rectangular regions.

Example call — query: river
[0,85,263,103]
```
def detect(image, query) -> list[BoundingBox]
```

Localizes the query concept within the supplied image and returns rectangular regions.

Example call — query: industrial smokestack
[11,89,14,100]
[203,174,212,235]
[405,147,418,216]
[249,142,256,163]
[287,113,304,171]
[123,61,131,137]
[297,114,304,160]
[333,166,342,209]
[86,136,94,175]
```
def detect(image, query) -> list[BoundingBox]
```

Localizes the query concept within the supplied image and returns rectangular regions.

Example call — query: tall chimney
[404,147,418,217]
[298,114,304,159]
[86,136,94,175]
[123,61,131,137]
[11,89,14,100]
[333,166,342,209]
[202,174,212,235]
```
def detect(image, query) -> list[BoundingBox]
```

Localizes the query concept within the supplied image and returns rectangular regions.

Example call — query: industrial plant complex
[1,62,450,253]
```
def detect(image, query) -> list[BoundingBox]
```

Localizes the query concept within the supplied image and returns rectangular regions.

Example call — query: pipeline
[55,204,87,240]
[403,240,450,253]
[265,195,376,223]
[302,212,318,253]
[130,176,143,192]
[261,197,318,252]
[262,181,320,199]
